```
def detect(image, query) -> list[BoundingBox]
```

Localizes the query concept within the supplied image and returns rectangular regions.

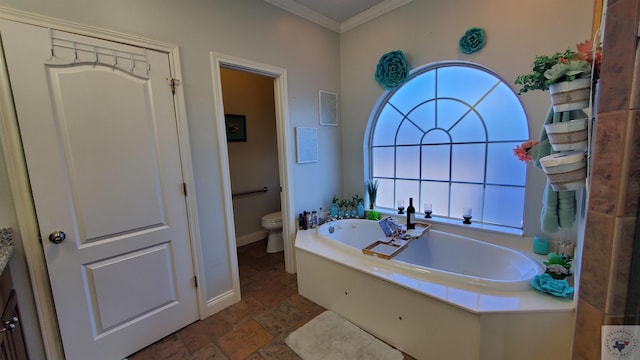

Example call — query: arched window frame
[365,61,530,230]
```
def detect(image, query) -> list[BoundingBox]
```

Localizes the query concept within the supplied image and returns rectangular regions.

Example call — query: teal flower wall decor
[459,27,485,54]
[374,50,410,90]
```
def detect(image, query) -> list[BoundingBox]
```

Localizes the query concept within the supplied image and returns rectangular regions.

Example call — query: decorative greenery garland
[459,27,485,54]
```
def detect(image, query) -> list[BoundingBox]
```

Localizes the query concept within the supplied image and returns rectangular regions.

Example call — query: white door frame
[0,7,206,358]
[210,53,296,275]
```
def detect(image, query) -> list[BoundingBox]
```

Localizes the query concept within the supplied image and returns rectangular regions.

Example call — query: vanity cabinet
[0,267,27,360]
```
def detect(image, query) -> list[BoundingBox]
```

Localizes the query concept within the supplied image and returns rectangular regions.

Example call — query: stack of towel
[529,107,587,233]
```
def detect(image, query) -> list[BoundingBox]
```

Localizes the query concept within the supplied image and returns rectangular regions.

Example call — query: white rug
[285,310,404,360]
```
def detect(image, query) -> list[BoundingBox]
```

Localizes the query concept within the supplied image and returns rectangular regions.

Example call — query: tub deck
[295,223,575,360]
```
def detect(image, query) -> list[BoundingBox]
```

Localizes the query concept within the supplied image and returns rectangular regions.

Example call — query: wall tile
[606,217,636,314]
[620,110,640,216]
[589,111,627,214]
[631,44,640,110]
[580,211,615,310]
[604,314,626,325]
[573,299,605,359]
[599,0,639,112]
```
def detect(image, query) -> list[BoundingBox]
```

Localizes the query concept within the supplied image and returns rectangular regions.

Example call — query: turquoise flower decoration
[530,273,574,298]
[374,50,410,90]
[459,27,485,54]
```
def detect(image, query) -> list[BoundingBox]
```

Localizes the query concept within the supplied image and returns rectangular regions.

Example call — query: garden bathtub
[295,219,575,360]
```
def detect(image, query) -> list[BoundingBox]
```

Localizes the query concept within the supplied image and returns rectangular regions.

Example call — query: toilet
[261,211,284,253]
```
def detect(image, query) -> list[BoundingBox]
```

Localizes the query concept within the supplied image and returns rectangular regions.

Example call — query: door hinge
[183,182,188,196]
[168,77,181,95]
[194,276,198,288]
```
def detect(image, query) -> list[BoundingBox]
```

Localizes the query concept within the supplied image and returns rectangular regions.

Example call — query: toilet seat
[261,211,282,224]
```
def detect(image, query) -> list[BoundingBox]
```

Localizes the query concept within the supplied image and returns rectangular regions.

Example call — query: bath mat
[285,310,403,360]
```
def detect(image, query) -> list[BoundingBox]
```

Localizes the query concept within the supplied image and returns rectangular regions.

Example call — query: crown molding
[341,0,413,33]
[264,0,340,32]
[264,0,413,33]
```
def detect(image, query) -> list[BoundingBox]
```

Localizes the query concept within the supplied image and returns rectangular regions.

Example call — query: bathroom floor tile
[217,296,267,327]
[217,320,273,360]
[246,281,297,308]
[258,336,301,360]
[128,333,190,360]
[254,302,307,338]
[188,343,229,360]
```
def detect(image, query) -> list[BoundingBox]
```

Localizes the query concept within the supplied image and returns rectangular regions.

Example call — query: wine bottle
[406,198,415,229]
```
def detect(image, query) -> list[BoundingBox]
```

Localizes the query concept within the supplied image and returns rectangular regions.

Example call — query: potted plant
[330,195,339,217]
[367,180,378,210]
[515,47,592,112]
[543,253,573,280]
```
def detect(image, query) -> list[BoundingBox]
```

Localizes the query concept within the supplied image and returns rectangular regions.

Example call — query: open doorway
[220,68,281,250]
[210,53,296,311]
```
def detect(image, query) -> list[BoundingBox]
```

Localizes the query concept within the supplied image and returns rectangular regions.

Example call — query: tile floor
[128,240,412,360]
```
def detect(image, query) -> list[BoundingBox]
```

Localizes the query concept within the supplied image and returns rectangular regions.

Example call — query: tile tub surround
[572,0,640,357]
[295,227,575,359]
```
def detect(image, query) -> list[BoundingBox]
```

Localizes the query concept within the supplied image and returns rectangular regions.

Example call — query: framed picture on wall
[319,90,338,126]
[296,127,318,163]
[225,114,247,142]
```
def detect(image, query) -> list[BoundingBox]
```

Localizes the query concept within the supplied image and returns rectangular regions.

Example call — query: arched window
[368,61,529,229]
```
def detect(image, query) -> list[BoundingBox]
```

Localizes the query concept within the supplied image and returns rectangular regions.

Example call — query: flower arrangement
[543,253,573,280]
[374,50,410,90]
[514,39,601,95]
[513,140,540,162]
[576,39,602,81]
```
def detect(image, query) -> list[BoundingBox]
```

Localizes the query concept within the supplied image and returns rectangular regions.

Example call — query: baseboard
[203,289,240,318]
[236,230,268,247]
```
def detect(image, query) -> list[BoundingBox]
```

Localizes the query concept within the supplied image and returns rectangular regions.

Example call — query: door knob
[49,231,66,244]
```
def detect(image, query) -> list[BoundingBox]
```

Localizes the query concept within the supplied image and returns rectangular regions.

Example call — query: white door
[0,20,199,359]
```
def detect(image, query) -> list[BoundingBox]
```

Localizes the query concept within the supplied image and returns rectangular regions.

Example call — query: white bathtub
[295,219,575,360]
[317,219,541,291]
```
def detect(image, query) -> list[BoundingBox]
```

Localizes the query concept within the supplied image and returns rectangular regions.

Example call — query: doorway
[209,53,296,298]
[220,68,281,250]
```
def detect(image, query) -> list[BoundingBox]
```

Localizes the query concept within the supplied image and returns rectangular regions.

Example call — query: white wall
[0,0,342,336]
[339,0,594,236]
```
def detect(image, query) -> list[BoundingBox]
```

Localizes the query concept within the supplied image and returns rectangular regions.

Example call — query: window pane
[451,144,485,183]
[372,147,395,178]
[436,99,469,131]
[450,183,484,221]
[486,142,527,186]
[475,83,529,141]
[389,70,436,114]
[397,120,424,145]
[396,146,420,179]
[437,66,499,105]
[484,185,525,227]
[376,178,395,210]
[406,101,435,132]
[423,129,450,145]
[421,181,449,216]
[449,111,486,143]
[372,104,403,146]
[421,144,450,181]
[395,179,420,207]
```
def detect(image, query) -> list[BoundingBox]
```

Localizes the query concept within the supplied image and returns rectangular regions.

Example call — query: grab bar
[232,186,268,198]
